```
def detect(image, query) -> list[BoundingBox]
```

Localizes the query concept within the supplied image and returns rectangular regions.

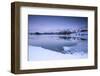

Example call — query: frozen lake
[28,34,88,61]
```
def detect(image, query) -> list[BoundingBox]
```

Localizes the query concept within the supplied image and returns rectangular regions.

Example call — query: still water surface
[29,34,88,54]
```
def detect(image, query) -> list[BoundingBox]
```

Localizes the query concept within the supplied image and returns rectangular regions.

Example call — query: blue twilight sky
[28,15,88,33]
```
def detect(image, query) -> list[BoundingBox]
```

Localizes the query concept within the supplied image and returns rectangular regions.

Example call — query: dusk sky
[28,15,88,33]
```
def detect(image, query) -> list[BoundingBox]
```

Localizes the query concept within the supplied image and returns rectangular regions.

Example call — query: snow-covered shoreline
[28,45,87,61]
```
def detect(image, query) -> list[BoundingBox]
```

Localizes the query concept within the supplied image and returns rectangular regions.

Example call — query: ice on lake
[28,34,88,61]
